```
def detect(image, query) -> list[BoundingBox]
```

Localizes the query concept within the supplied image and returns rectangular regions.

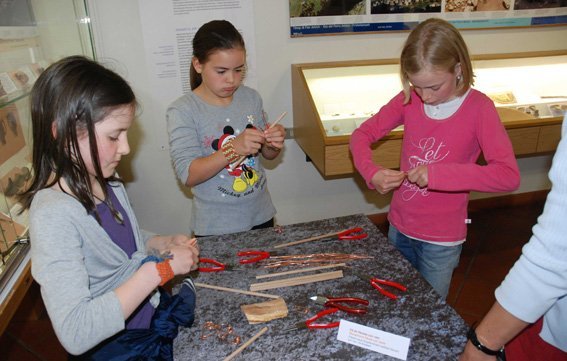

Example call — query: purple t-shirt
[96,186,154,329]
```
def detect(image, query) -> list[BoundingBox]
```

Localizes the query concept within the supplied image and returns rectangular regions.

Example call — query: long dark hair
[190,20,246,90]
[19,56,136,218]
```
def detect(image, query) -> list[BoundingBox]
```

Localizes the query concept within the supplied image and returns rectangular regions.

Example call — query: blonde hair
[400,18,474,104]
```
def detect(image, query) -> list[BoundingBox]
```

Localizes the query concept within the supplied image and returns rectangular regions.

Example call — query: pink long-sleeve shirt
[350,89,520,243]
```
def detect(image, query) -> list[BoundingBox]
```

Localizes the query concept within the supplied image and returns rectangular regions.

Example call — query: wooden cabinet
[292,51,567,177]
[0,0,94,335]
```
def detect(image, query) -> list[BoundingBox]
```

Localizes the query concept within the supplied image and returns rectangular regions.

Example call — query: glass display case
[292,51,567,177]
[0,0,94,334]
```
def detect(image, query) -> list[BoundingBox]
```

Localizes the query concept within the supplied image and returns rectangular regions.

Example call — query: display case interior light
[302,54,567,137]
[303,64,401,136]
[473,55,567,108]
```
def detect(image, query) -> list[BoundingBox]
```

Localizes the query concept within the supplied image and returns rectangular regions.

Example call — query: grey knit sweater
[29,182,153,355]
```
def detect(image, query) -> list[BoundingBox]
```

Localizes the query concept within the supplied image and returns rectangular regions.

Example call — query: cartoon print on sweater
[212,125,259,193]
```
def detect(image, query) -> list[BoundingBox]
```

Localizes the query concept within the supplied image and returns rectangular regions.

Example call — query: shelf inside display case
[0,0,95,335]
[292,50,567,177]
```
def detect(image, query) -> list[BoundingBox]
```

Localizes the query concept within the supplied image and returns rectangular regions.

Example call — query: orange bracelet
[156,259,174,286]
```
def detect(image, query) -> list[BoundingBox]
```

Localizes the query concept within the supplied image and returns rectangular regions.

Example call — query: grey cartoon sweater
[167,86,276,235]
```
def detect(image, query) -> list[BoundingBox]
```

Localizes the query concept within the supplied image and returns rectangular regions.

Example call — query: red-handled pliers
[310,295,368,314]
[354,271,407,300]
[237,250,272,264]
[283,307,341,331]
[336,227,368,240]
[370,278,407,299]
[198,258,231,272]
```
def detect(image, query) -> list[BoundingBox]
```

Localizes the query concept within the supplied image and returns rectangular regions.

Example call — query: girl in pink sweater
[350,18,520,299]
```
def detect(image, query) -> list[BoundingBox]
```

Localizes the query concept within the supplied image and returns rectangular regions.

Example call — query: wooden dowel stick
[223,326,269,361]
[230,111,287,171]
[255,263,346,280]
[250,270,343,291]
[272,229,348,249]
[195,282,280,299]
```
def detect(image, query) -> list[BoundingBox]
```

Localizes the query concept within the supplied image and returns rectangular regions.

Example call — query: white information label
[337,320,411,360]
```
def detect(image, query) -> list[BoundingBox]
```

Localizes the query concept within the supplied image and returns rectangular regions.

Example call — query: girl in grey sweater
[19,56,200,357]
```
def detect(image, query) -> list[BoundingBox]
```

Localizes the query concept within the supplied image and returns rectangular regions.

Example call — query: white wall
[88,0,566,235]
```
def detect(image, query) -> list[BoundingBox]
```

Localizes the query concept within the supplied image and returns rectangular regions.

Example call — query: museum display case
[292,50,567,177]
[0,0,94,335]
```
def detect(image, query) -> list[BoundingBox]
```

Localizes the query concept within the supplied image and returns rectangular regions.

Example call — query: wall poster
[289,0,567,36]
[138,0,257,149]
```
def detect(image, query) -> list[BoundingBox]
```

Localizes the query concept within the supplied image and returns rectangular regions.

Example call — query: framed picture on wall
[289,0,567,36]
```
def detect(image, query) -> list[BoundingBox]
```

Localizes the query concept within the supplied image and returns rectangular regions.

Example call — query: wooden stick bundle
[229,111,287,171]
[249,270,343,291]
[255,263,346,280]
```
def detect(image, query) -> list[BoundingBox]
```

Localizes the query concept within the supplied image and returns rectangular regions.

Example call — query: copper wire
[261,253,372,269]
[200,321,241,345]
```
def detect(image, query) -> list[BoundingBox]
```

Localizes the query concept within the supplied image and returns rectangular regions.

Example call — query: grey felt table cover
[173,214,467,360]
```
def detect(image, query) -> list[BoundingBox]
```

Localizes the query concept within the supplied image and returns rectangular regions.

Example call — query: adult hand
[371,168,406,194]
[232,127,265,156]
[406,165,428,188]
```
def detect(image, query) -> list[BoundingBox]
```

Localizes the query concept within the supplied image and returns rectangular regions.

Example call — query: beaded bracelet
[156,259,174,286]
[221,140,240,163]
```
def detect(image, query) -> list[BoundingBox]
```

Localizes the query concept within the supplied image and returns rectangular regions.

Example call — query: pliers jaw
[310,295,369,314]
[337,227,368,240]
[351,270,407,300]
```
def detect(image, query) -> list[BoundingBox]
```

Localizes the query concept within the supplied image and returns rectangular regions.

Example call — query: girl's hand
[147,234,199,255]
[264,124,286,151]
[406,165,428,188]
[170,234,198,251]
[371,169,406,194]
[169,245,200,274]
[232,127,265,156]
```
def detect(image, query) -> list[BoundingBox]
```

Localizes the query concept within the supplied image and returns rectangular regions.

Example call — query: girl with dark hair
[167,20,286,236]
[20,56,199,357]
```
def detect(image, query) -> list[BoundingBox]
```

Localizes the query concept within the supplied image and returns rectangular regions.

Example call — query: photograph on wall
[8,66,36,90]
[289,0,567,36]
[0,165,31,209]
[371,0,441,14]
[0,104,26,165]
[445,0,511,12]
[290,0,366,16]
[0,72,18,98]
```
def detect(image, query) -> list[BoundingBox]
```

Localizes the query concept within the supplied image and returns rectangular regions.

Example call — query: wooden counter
[0,247,32,336]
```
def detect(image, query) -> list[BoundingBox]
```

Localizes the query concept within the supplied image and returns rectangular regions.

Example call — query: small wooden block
[241,298,288,324]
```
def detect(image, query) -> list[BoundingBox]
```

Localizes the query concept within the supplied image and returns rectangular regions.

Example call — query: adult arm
[459,302,528,361]
[460,116,567,359]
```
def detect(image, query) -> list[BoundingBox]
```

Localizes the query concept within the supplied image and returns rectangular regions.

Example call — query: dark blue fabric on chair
[90,278,196,361]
